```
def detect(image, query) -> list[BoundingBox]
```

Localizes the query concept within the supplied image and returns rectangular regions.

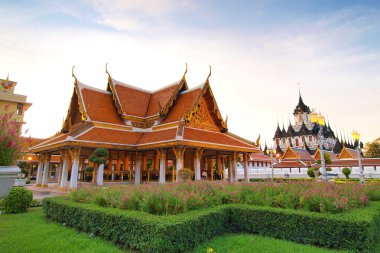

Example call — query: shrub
[326,167,332,172]
[68,181,369,215]
[3,187,33,213]
[307,167,320,178]
[342,168,351,179]
[43,197,380,253]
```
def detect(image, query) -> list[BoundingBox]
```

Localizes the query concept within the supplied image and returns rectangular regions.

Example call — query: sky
[0,0,379,146]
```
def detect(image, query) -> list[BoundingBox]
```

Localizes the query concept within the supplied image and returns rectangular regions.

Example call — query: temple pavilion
[30,66,260,188]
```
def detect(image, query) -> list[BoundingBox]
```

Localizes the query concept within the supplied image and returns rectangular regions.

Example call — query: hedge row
[43,197,380,253]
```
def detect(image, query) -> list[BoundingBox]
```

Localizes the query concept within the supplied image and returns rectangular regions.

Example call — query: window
[16,103,23,115]
[295,138,299,146]
[309,136,313,142]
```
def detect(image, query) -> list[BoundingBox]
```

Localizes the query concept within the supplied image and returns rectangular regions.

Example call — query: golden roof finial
[106,62,109,75]
[72,65,77,80]
[207,65,212,79]
[185,62,188,74]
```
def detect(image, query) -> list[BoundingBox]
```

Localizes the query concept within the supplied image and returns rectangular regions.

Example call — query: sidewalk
[25,183,68,200]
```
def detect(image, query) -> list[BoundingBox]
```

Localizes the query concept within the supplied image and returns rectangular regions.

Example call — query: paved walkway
[25,183,68,200]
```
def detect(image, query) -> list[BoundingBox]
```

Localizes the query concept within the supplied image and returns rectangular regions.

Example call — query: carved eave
[61,70,89,133]
[106,73,126,117]
[159,76,188,117]
[184,78,227,132]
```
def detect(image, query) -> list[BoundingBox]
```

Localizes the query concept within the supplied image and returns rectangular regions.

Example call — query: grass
[192,234,351,253]
[1,208,379,253]
[0,207,124,253]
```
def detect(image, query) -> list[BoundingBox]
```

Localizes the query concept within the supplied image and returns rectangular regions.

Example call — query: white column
[173,146,186,182]
[69,148,81,189]
[194,148,204,181]
[228,155,233,183]
[41,155,51,187]
[56,162,62,185]
[135,153,142,185]
[60,158,69,188]
[96,164,104,186]
[159,150,167,184]
[243,153,249,182]
[232,152,238,182]
[70,159,79,189]
[35,155,44,186]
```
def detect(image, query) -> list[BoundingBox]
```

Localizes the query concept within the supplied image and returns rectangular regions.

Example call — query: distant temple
[273,92,338,155]
[30,65,260,188]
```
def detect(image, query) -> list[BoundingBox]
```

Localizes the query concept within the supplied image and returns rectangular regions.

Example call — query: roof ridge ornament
[72,65,77,80]
[207,65,212,80]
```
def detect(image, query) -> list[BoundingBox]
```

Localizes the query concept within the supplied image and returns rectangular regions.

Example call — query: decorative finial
[298,83,301,98]
[72,65,76,79]
[185,62,188,74]
[207,65,212,79]
[106,62,109,75]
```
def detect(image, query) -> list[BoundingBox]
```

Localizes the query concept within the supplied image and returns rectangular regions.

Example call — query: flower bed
[43,197,380,253]
[69,181,378,215]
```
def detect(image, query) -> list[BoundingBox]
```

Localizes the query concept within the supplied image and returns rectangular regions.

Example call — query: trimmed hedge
[43,197,380,253]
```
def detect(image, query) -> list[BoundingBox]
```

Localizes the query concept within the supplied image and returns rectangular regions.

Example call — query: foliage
[89,148,109,165]
[364,141,380,158]
[342,168,351,179]
[326,167,332,172]
[307,168,320,178]
[69,181,371,215]
[0,106,25,166]
[30,199,43,208]
[178,168,194,181]
[316,153,332,165]
[3,187,33,213]
[43,197,380,253]
[16,161,29,175]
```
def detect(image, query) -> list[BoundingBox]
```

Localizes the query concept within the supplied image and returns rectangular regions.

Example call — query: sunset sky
[1,0,379,146]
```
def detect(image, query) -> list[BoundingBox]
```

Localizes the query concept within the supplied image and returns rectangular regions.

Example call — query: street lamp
[352,130,365,185]
[266,148,280,179]
[311,113,328,181]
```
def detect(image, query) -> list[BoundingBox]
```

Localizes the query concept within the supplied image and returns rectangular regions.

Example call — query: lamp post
[266,148,279,179]
[352,130,365,185]
[311,114,328,182]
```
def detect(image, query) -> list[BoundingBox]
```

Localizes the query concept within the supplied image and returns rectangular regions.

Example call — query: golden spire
[72,65,77,81]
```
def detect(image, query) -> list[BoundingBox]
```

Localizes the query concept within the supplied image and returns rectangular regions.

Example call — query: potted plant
[0,107,23,197]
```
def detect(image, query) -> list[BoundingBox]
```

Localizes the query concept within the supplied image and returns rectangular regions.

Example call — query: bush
[43,197,380,253]
[342,168,351,179]
[3,187,33,213]
[307,167,320,178]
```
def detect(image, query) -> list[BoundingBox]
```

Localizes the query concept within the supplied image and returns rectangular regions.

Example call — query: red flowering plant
[0,105,25,166]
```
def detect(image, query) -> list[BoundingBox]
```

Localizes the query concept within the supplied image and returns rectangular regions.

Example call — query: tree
[364,141,380,158]
[342,167,351,179]
[89,148,109,185]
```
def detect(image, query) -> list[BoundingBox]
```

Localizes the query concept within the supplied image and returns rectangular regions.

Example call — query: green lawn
[1,208,378,253]
[193,234,351,253]
[0,207,124,253]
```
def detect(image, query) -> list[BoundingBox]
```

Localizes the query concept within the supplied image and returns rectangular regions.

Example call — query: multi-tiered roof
[30,66,259,154]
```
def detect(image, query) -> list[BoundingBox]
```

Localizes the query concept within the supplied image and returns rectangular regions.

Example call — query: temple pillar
[69,148,81,189]
[172,146,186,182]
[232,152,238,182]
[96,164,104,186]
[59,150,70,188]
[194,148,204,181]
[124,152,129,181]
[56,158,62,185]
[35,155,45,186]
[134,153,142,185]
[228,155,233,183]
[243,153,249,182]
[41,154,51,187]
[221,156,225,180]
[216,152,222,180]
[158,149,167,184]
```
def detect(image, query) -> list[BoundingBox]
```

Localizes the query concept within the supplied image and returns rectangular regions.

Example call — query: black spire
[274,123,283,138]
[286,121,295,137]
[333,137,343,154]
[293,92,311,115]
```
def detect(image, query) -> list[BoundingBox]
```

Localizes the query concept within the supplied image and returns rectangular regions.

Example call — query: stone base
[0,166,21,197]
[14,178,27,187]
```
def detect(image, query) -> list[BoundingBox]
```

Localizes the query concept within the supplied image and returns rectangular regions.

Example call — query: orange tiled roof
[250,152,272,162]
[20,137,44,152]
[111,78,181,118]
[183,127,255,149]
[274,160,309,168]
[81,87,125,125]
[161,88,201,124]
[76,127,143,145]
[289,148,314,161]
[137,128,177,144]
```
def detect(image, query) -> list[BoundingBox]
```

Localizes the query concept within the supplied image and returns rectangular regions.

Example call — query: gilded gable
[187,97,220,131]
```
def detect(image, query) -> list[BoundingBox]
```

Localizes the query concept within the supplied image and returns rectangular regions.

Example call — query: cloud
[85,0,194,31]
